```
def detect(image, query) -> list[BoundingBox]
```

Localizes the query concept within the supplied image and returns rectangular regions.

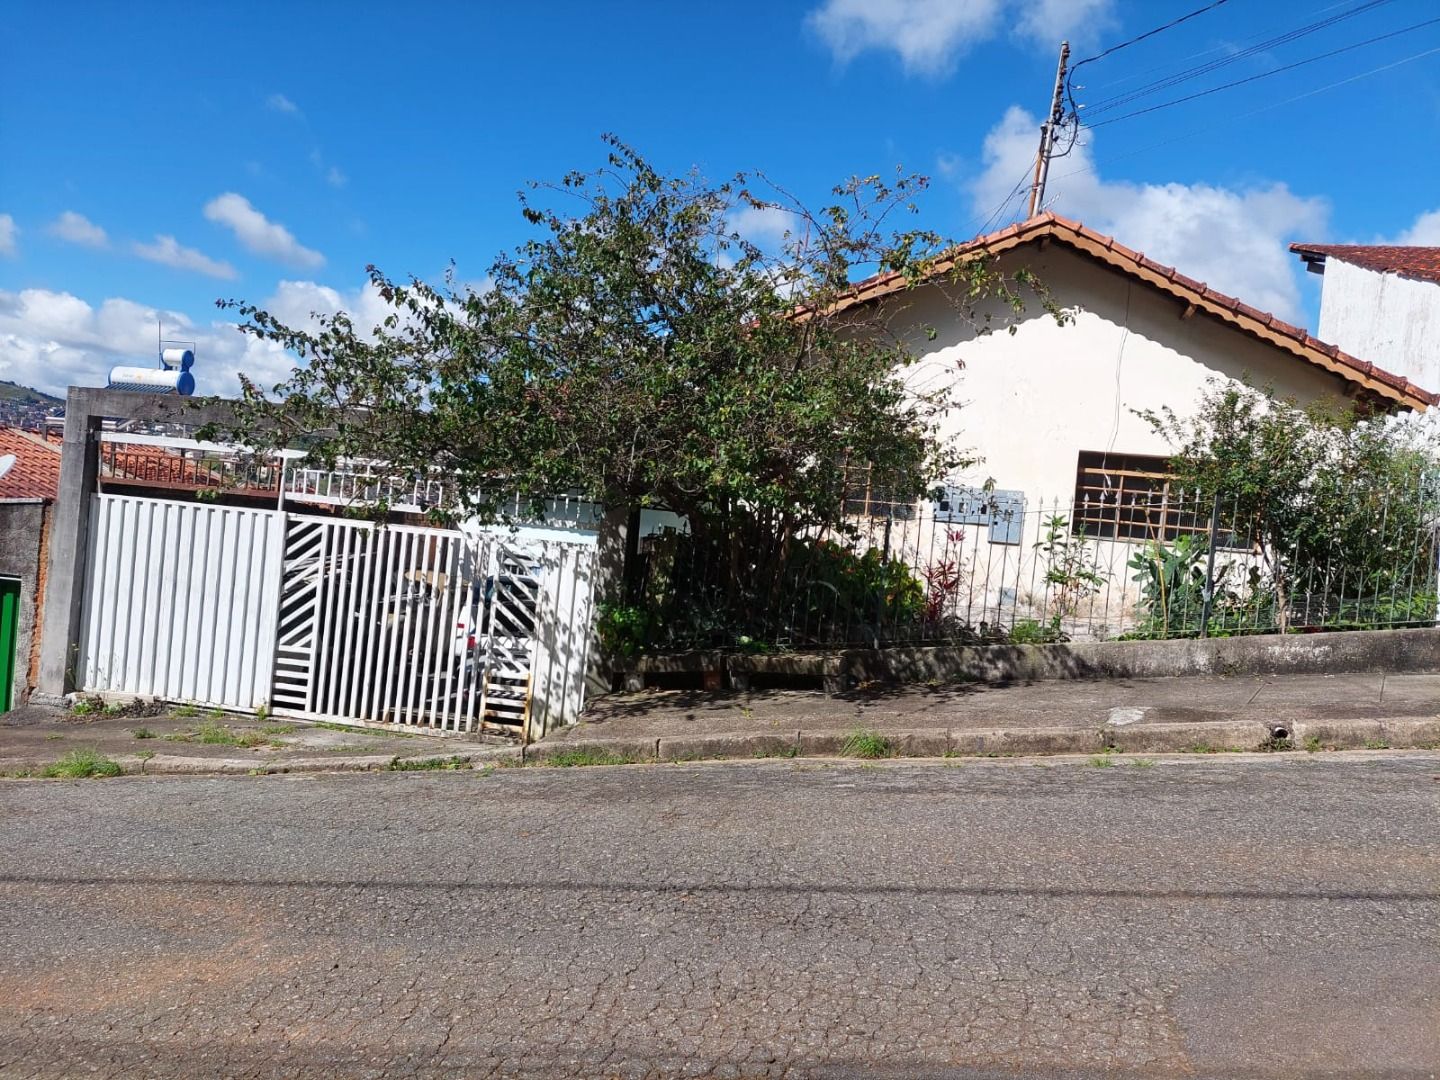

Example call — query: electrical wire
[1068,0,1234,72]
[1079,0,1398,119]
[1085,13,1440,128]
[971,166,1037,237]
[1044,41,1440,185]
[1079,0,1380,94]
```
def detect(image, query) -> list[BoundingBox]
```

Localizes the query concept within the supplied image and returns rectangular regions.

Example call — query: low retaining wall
[615,627,1440,694]
[844,627,1440,685]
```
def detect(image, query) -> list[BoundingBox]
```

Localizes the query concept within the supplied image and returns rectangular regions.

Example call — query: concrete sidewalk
[4,672,1437,776]
[533,672,1440,761]
[0,707,518,777]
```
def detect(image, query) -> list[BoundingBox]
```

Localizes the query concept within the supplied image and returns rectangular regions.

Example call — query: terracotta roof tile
[824,213,1436,411]
[0,427,61,500]
[1290,243,1440,286]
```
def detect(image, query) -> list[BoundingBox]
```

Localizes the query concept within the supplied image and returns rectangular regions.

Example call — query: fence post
[1199,491,1221,638]
[875,512,893,641]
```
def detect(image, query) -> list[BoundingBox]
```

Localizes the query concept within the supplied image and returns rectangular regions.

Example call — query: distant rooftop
[0,426,61,500]
[1290,243,1440,287]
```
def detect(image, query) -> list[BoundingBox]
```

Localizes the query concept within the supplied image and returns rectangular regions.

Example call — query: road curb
[540,714,1440,763]
[5,715,1435,778]
[114,745,525,776]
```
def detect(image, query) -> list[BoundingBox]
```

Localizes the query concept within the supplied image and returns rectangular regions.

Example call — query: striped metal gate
[269,515,596,739]
[77,494,284,710]
[76,495,596,736]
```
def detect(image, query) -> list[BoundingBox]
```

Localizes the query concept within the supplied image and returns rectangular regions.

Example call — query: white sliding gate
[78,493,597,738]
[78,494,284,710]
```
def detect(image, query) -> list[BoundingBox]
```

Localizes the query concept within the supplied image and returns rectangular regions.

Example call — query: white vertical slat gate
[268,516,597,738]
[77,495,597,736]
[78,494,284,710]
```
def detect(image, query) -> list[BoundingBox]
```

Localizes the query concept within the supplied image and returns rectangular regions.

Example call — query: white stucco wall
[891,244,1357,501]
[1315,259,1440,396]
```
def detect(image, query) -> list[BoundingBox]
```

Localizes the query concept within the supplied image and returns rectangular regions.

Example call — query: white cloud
[203,192,325,270]
[267,93,300,115]
[0,287,296,397]
[48,210,109,248]
[132,235,238,280]
[261,279,398,341]
[807,0,1111,75]
[1395,209,1440,245]
[325,165,348,188]
[0,214,17,257]
[1013,0,1114,43]
[969,106,1327,321]
[729,204,801,248]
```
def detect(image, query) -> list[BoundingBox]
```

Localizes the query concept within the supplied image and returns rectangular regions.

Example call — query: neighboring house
[0,427,61,711]
[841,213,1434,517]
[1290,242,1440,396]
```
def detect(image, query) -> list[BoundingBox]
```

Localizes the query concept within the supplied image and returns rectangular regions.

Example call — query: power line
[1080,0,1398,118]
[1068,0,1234,72]
[1080,0,1377,94]
[1044,42,1440,187]
[1085,13,1440,128]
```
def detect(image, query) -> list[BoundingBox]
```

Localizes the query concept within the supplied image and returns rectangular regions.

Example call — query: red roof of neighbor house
[1289,242,1440,286]
[0,426,61,500]
[820,213,1436,412]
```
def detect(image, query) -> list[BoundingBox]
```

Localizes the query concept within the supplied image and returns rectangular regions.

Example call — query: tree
[216,137,1061,644]
[1140,382,1439,631]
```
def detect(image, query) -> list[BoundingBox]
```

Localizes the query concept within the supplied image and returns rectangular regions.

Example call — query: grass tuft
[1087,755,1115,768]
[541,747,640,768]
[751,744,799,759]
[389,755,470,771]
[841,730,895,760]
[41,749,122,779]
[190,721,266,748]
[131,727,156,740]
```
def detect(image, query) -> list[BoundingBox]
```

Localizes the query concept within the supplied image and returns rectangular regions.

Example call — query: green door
[0,577,19,714]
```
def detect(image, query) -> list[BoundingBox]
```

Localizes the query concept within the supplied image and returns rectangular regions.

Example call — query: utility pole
[1026,41,1070,219]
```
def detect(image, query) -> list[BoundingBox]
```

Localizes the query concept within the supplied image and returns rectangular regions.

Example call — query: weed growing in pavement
[841,730,896,759]
[135,750,155,762]
[70,699,95,717]
[41,749,122,779]
[207,708,227,721]
[389,755,471,771]
[541,747,642,768]
[1258,733,1295,753]
[1304,735,1324,753]
[1364,739,1391,750]
[751,744,799,759]
[103,702,125,716]
[1130,758,1156,768]
[1088,755,1114,768]
[1179,742,1245,754]
[132,727,156,740]
[172,705,198,719]
[44,733,63,741]
[260,724,295,736]
[191,721,266,748]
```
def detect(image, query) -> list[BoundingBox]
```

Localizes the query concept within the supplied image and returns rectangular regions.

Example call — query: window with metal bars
[842,463,917,520]
[1071,451,1206,541]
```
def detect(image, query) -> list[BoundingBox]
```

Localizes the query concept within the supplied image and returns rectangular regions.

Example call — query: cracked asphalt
[1,754,1438,1079]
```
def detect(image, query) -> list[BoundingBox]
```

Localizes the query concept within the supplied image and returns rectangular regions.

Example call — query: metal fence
[630,478,1440,652]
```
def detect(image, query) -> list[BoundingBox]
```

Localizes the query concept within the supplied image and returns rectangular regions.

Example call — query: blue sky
[2,0,1438,396]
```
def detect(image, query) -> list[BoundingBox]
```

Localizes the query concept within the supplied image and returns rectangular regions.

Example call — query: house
[1290,242,1440,395]
[813,214,1438,640]
[0,427,61,711]
[840,213,1433,515]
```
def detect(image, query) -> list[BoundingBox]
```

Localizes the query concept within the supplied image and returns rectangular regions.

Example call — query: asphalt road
[1,754,1438,1079]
